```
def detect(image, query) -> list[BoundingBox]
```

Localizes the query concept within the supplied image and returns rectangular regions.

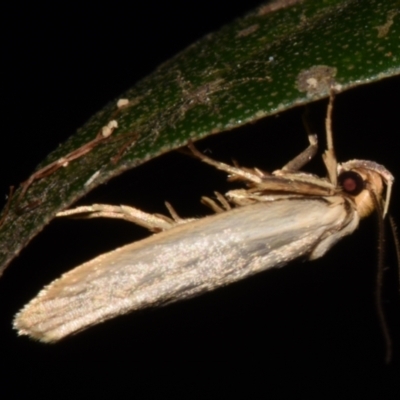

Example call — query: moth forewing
[14,196,357,342]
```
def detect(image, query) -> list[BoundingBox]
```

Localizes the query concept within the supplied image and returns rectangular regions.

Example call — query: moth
[13,93,394,345]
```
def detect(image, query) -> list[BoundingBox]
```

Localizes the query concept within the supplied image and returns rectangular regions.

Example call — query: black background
[1,0,399,396]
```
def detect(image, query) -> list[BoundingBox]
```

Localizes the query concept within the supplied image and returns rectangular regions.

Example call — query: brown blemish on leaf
[179,77,225,108]
[170,72,226,123]
[296,65,339,97]
[257,0,304,16]
[374,9,398,38]
[236,24,259,38]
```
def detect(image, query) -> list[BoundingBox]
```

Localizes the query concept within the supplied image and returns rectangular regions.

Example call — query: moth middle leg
[188,108,321,182]
[281,133,318,172]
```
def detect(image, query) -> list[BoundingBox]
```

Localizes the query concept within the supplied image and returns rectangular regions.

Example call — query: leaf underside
[0,0,399,275]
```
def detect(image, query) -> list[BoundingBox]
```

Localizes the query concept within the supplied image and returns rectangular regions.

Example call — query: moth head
[338,160,394,219]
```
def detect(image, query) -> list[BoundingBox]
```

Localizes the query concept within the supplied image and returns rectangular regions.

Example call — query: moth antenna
[388,215,400,294]
[322,90,338,186]
[383,180,393,219]
[371,191,392,364]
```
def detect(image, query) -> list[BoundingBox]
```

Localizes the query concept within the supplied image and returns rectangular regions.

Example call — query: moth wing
[14,197,356,342]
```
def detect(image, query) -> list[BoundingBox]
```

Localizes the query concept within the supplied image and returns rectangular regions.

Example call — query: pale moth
[14,93,394,346]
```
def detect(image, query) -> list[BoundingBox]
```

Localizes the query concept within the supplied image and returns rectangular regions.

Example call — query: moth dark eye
[338,171,364,196]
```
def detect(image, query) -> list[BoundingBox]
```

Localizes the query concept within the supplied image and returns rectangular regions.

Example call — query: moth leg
[187,142,263,184]
[201,191,232,213]
[164,202,197,225]
[214,191,231,210]
[281,133,318,172]
[57,204,181,232]
[322,90,338,186]
[163,202,182,222]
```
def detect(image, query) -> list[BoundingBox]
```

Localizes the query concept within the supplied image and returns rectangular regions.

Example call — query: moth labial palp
[13,92,395,361]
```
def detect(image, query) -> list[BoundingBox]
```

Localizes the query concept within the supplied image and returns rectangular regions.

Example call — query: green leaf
[0,0,399,275]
